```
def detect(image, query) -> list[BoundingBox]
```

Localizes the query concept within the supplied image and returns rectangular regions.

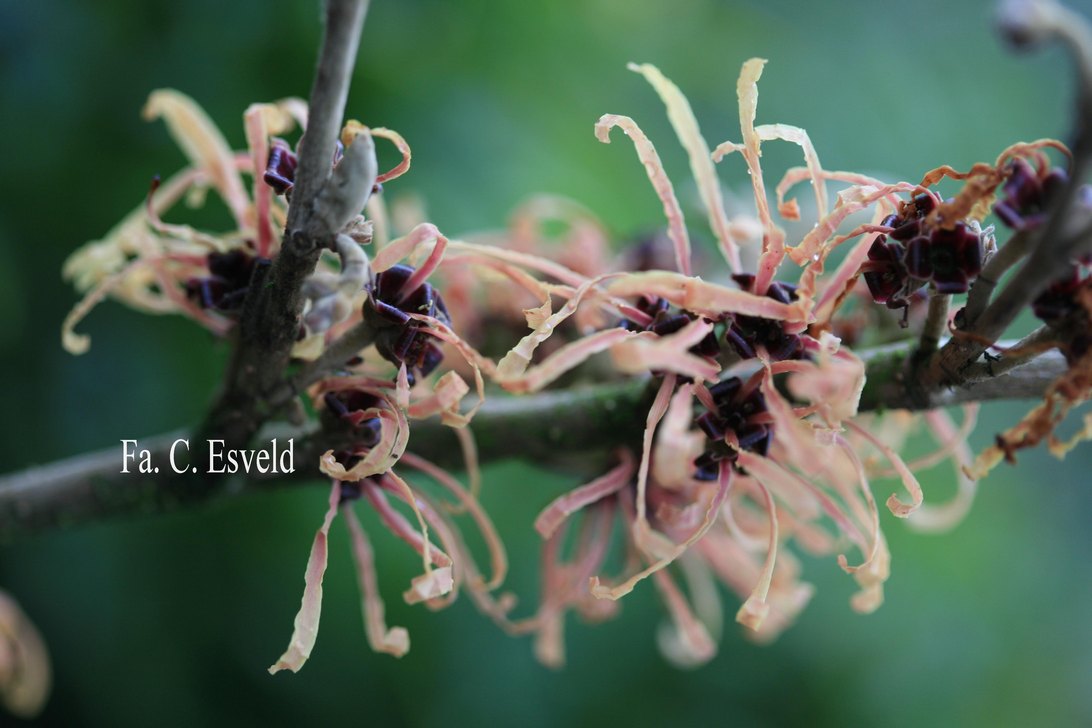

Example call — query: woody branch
[0,341,1069,542]
[0,0,1087,541]
[196,0,374,468]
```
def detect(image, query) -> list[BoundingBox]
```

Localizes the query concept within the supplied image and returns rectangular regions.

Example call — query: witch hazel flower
[362,263,451,386]
[62,92,305,354]
[270,265,510,670]
[58,94,512,671]
[859,143,1080,322]
[862,190,989,312]
[268,454,507,672]
[445,57,1001,667]
[262,190,595,669]
[994,154,1068,230]
[59,93,408,361]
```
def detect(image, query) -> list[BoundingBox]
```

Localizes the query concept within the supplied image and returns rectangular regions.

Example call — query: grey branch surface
[0,341,1068,541]
[197,0,371,463]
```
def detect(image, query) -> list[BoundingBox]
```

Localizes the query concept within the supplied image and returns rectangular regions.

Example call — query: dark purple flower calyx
[1032,263,1092,364]
[323,389,387,506]
[726,274,808,361]
[323,389,384,449]
[362,264,450,386]
[184,249,268,313]
[263,138,299,195]
[263,137,350,197]
[337,478,365,505]
[994,157,1068,231]
[693,376,772,481]
[620,296,720,358]
[904,220,984,295]
[862,192,986,309]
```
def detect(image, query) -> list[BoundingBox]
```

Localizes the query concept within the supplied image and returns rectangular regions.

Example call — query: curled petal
[607,272,802,323]
[831,437,888,612]
[269,481,340,674]
[812,229,886,326]
[534,450,636,539]
[496,274,619,382]
[403,567,455,605]
[653,568,717,668]
[407,371,470,425]
[754,123,828,220]
[776,167,900,213]
[634,375,680,560]
[734,477,779,632]
[62,258,145,355]
[407,314,492,423]
[904,405,980,532]
[524,520,571,666]
[590,464,733,601]
[244,101,298,257]
[384,470,443,580]
[143,89,249,227]
[628,62,740,271]
[712,58,786,293]
[736,452,865,554]
[497,327,635,394]
[455,426,481,504]
[610,320,721,382]
[790,182,916,266]
[652,383,706,489]
[0,591,51,718]
[595,113,691,275]
[343,506,410,657]
[696,531,812,641]
[784,335,865,426]
[400,452,508,590]
[350,124,412,184]
[760,373,826,467]
[446,239,589,288]
[373,222,446,278]
[845,420,923,518]
[362,483,453,570]
[319,407,408,481]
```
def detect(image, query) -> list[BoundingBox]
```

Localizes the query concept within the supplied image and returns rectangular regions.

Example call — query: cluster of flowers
[862,191,987,310]
[969,153,1092,474]
[59,57,1084,673]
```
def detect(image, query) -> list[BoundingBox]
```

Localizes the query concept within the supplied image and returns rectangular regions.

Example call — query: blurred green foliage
[1,0,1090,725]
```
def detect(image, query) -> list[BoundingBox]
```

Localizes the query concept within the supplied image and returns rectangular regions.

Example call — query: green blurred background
[2,0,1091,725]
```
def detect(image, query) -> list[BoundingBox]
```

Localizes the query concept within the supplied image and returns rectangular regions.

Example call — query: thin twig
[264,320,380,411]
[962,229,1031,326]
[960,324,1061,379]
[296,320,378,389]
[918,291,951,356]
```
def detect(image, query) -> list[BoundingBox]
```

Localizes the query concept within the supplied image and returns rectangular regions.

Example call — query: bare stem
[962,229,1031,326]
[918,291,951,356]
[960,325,1061,380]
[288,0,372,235]
[199,0,371,452]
